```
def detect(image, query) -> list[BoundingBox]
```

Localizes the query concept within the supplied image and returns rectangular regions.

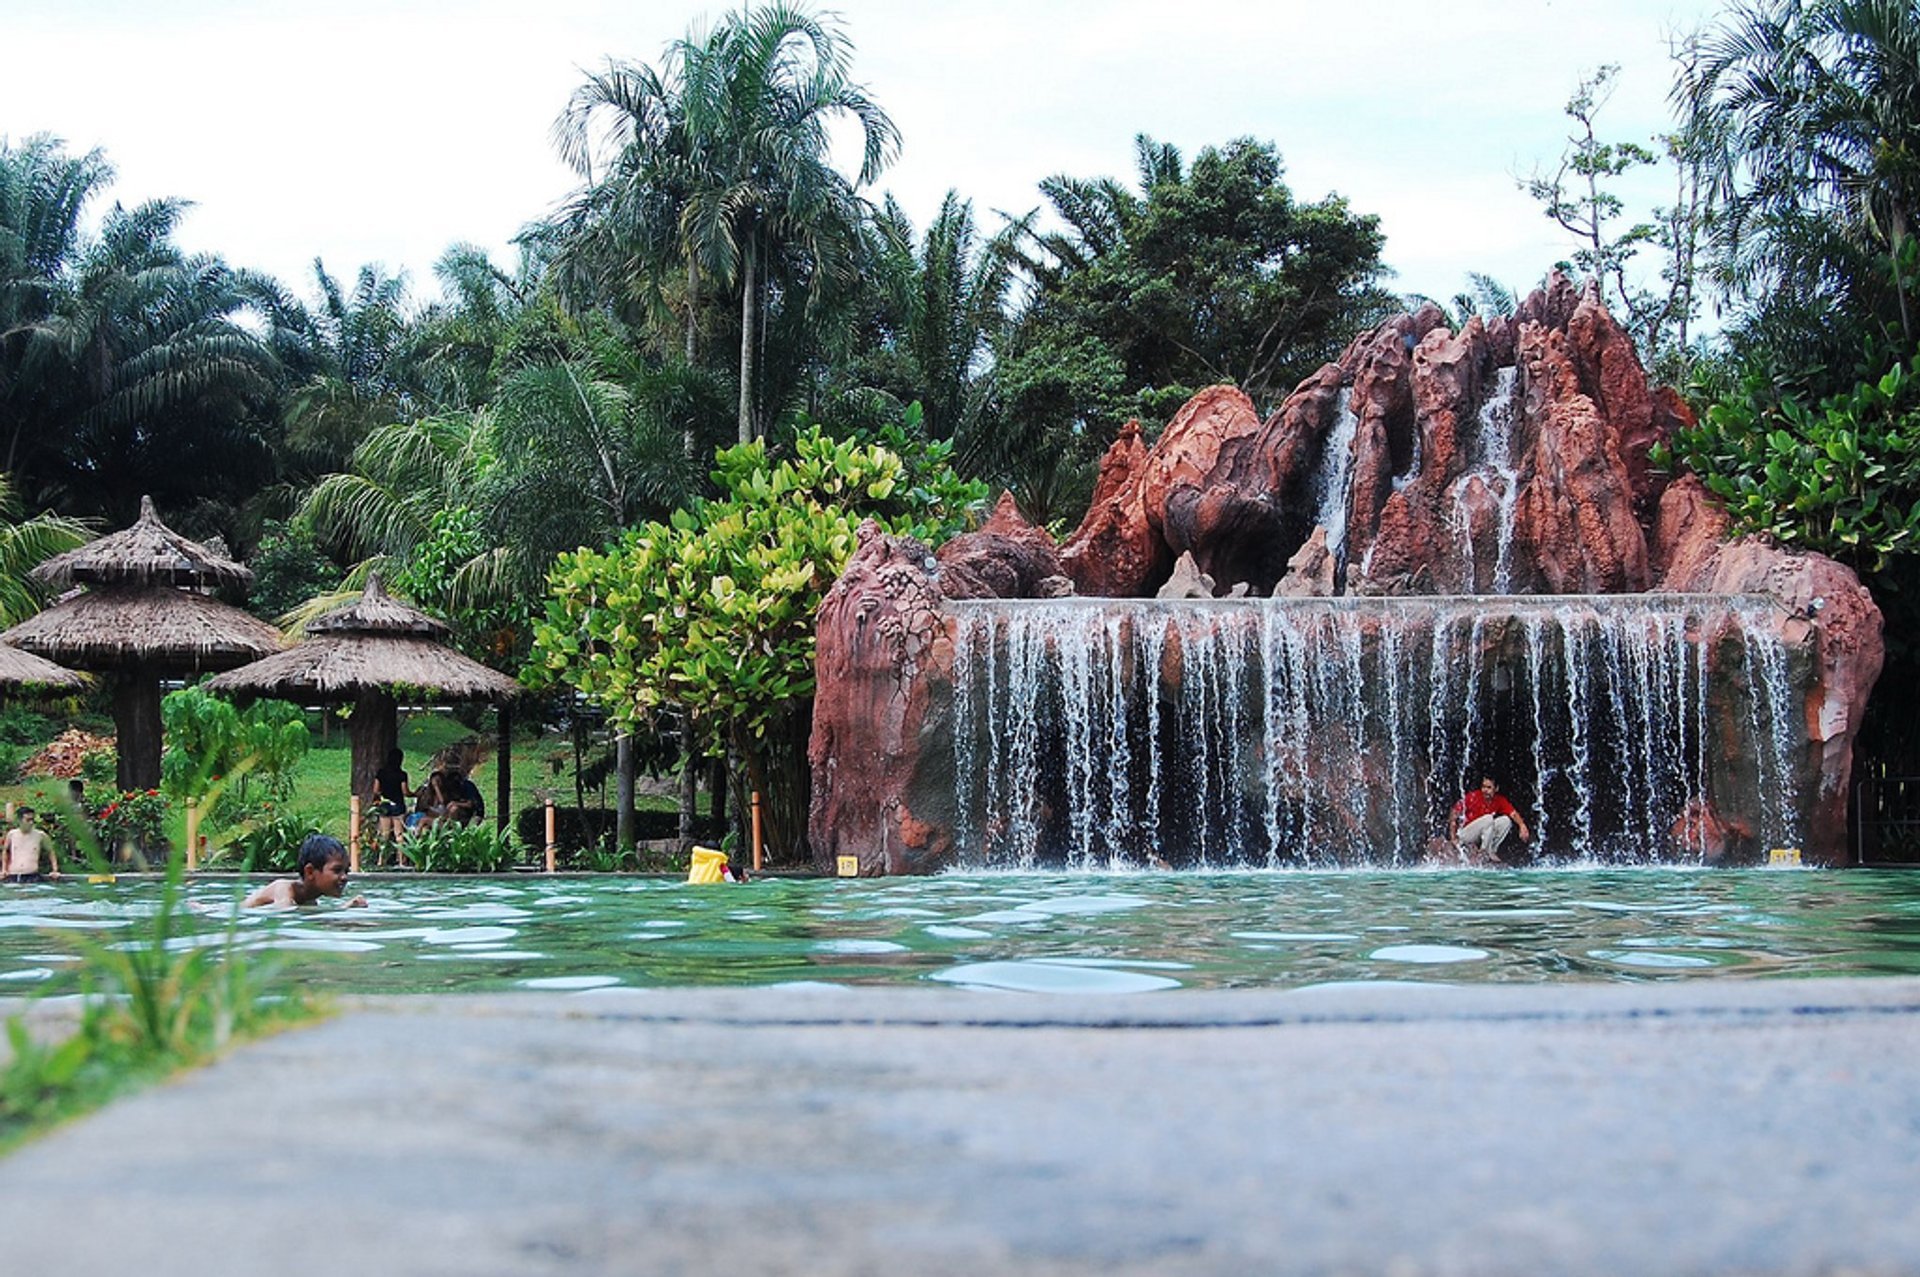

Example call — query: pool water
[3,868,1920,996]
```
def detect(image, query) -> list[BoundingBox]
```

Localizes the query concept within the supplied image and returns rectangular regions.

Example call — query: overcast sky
[4,0,1722,310]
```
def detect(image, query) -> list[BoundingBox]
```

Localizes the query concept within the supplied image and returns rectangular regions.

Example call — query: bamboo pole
[349,795,362,874]
[750,791,763,872]
[185,797,199,871]
[545,798,557,874]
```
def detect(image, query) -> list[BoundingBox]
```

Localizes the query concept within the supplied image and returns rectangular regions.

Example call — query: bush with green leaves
[160,685,311,825]
[404,821,522,873]
[529,424,986,859]
[214,812,316,873]
[1661,357,1920,571]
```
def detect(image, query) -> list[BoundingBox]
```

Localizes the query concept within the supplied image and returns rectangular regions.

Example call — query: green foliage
[1662,355,1920,568]
[531,423,982,861]
[1013,136,1393,424]
[214,812,315,873]
[403,821,521,873]
[247,519,336,621]
[551,3,900,441]
[1678,0,1920,395]
[81,787,168,857]
[78,744,115,784]
[0,858,320,1152]
[531,424,982,749]
[160,686,311,823]
[0,136,281,525]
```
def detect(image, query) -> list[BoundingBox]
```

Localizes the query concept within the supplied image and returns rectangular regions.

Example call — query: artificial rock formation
[808,276,1884,872]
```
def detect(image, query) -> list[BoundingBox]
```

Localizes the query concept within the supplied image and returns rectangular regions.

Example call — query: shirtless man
[243,834,366,908]
[2,807,59,883]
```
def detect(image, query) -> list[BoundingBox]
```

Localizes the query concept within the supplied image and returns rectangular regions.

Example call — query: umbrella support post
[544,798,557,874]
[349,795,362,874]
[185,798,199,871]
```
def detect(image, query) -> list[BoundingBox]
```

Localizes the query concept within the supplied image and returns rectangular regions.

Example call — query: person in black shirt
[372,747,412,865]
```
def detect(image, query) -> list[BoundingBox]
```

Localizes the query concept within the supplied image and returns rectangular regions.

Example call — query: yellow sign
[1768,847,1802,867]
[836,855,861,878]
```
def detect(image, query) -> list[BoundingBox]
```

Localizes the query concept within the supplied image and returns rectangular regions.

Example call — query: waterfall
[1448,367,1523,593]
[1313,388,1359,570]
[947,596,1802,868]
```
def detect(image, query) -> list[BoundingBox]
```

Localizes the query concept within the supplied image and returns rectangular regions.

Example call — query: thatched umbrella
[3,497,281,790]
[207,574,521,818]
[0,642,88,694]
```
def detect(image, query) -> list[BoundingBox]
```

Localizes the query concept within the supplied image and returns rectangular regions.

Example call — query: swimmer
[243,834,366,908]
[2,806,59,883]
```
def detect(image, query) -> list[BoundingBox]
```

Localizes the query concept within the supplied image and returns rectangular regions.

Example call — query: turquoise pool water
[3,868,1919,996]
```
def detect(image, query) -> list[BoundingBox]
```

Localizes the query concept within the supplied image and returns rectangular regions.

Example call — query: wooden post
[750,790,764,872]
[349,795,362,874]
[185,797,199,871]
[495,700,512,833]
[4,800,13,822]
[544,798,558,874]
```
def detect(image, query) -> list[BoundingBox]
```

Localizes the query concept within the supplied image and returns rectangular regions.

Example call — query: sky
[3,0,1724,311]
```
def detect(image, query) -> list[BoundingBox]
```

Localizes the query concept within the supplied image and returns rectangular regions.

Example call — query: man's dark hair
[298,833,347,873]
[16,806,34,818]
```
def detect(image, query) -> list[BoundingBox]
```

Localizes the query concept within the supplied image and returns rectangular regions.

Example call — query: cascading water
[1312,387,1359,571]
[1448,366,1523,593]
[947,596,1802,868]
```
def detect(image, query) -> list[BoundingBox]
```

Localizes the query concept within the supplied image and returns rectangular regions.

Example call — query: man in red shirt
[1448,776,1532,865]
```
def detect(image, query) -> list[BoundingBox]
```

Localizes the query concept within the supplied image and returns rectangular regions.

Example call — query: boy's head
[15,806,34,825]
[385,748,403,769]
[297,833,350,895]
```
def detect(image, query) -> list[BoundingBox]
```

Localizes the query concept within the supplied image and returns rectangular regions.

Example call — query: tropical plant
[529,424,984,860]
[996,134,1394,516]
[552,3,900,442]
[1660,355,1920,568]
[272,260,422,480]
[1677,0,1920,389]
[0,473,88,626]
[215,811,314,873]
[0,151,284,524]
[403,820,521,873]
[160,685,311,821]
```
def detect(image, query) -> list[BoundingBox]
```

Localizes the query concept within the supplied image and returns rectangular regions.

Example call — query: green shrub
[405,821,522,873]
[79,747,115,784]
[213,813,316,873]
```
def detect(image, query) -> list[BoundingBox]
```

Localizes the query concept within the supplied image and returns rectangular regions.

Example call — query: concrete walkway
[4,978,1920,1276]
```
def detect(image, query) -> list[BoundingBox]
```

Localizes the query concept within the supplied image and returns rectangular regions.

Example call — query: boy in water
[244,834,366,908]
[2,806,59,883]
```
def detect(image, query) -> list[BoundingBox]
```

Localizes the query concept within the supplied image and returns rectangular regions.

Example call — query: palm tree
[1679,0,1920,354]
[32,198,282,525]
[553,3,900,443]
[0,136,111,477]
[0,474,88,626]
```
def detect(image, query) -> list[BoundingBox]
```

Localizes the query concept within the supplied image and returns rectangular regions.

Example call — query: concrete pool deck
[3,978,1919,1275]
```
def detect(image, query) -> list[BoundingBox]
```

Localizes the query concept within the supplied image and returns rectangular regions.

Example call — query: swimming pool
[3,867,1919,996]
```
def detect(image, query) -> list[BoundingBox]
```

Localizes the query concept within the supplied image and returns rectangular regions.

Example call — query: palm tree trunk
[685,257,699,364]
[737,240,758,444]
